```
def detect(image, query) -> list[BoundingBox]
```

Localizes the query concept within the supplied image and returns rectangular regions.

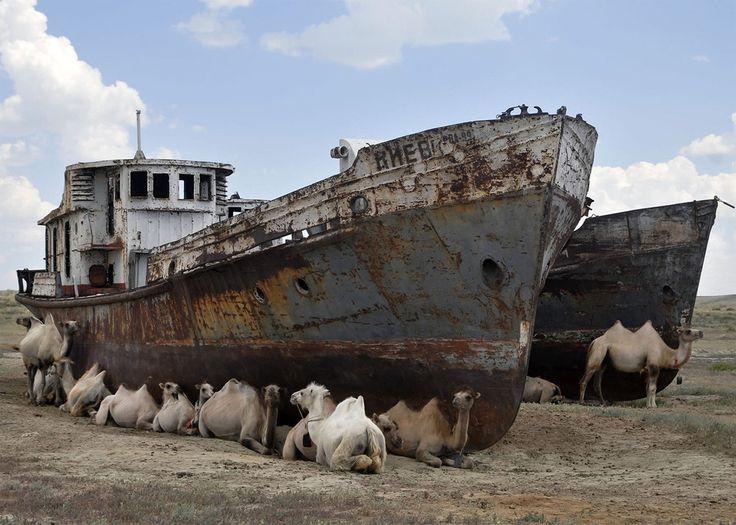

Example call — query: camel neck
[59,332,72,359]
[263,405,278,448]
[449,407,471,452]
[669,339,693,368]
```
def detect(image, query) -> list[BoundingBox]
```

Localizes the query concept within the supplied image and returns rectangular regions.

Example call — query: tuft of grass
[710,362,736,372]
[518,512,546,523]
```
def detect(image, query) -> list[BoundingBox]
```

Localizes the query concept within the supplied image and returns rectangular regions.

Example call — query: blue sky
[0,0,734,292]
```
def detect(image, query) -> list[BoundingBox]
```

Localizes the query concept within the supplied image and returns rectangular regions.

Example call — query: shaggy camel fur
[580,320,703,407]
[523,376,563,404]
[282,394,337,461]
[153,382,196,435]
[94,384,159,429]
[291,383,386,473]
[19,315,77,402]
[198,379,283,455]
[376,388,480,468]
[58,362,110,416]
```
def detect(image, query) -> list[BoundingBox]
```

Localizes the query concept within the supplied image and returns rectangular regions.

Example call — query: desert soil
[1,294,735,524]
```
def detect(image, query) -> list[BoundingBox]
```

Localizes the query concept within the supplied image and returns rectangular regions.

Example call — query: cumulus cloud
[589,150,736,295]
[0,0,144,162]
[261,0,536,69]
[153,147,181,159]
[177,0,252,48]
[0,142,55,287]
[679,112,736,157]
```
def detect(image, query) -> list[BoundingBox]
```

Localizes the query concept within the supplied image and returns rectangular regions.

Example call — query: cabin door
[129,251,149,289]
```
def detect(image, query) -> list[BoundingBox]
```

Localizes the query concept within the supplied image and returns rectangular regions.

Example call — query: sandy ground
[1,341,734,525]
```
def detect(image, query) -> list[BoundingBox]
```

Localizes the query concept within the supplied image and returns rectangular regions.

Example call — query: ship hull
[18,114,597,449]
[530,199,718,401]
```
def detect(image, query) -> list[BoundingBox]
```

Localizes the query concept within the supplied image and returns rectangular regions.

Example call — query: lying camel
[153,382,196,435]
[291,383,386,473]
[94,384,159,429]
[198,379,283,455]
[523,376,563,404]
[191,382,214,429]
[283,391,337,461]
[375,388,480,468]
[19,315,77,402]
[57,362,110,416]
[580,320,703,407]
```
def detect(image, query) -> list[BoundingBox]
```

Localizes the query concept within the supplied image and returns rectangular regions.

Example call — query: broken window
[130,171,148,198]
[114,174,120,200]
[52,227,58,272]
[179,174,194,200]
[199,174,212,201]
[153,173,170,199]
[228,206,242,218]
[64,221,71,278]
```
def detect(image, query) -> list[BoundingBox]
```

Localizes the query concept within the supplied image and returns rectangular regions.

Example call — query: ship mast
[134,109,146,160]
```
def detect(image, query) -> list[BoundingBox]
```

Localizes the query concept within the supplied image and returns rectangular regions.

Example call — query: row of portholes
[253,277,311,304]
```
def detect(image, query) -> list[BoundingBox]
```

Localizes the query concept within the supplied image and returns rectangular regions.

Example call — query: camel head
[16,316,32,330]
[261,384,285,408]
[48,357,73,379]
[372,413,403,449]
[677,326,704,343]
[195,382,214,404]
[290,382,330,413]
[159,381,182,401]
[452,388,481,410]
[62,320,79,336]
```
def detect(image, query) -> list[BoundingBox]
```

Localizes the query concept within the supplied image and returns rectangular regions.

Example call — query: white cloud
[590,153,736,295]
[679,112,736,157]
[176,0,252,48]
[0,143,55,288]
[0,0,144,162]
[261,0,537,69]
[692,54,710,63]
[176,10,246,48]
[153,147,181,159]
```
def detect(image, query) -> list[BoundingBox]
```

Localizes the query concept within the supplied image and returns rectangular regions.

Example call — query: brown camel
[523,376,563,404]
[374,388,480,468]
[580,320,703,407]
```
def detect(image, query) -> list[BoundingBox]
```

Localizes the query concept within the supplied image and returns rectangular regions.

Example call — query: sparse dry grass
[0,290,27,348]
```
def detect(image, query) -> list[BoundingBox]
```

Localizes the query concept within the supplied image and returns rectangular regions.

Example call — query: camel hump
[44,313,56,326]
[355,395,365,412]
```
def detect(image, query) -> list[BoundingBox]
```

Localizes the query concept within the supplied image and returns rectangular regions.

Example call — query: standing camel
[19,315,77,402]
[580,320,703,407]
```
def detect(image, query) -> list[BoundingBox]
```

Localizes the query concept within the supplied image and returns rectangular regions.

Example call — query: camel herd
[15,313,702,473]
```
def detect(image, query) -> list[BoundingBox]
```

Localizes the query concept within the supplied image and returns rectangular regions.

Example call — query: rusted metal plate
[530,199,718,401]
[17,112,597,449]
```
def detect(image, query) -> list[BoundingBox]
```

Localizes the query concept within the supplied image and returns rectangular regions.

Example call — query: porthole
[481,258,504,289]
[294,277,310,295]
[349,195,369,215]
[253,287,266,304]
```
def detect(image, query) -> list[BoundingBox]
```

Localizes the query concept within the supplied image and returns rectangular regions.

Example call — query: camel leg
[646,365,660,408]
[239,427,272,455]
[580,342,607,403]
[594,364,607,405]
[330,437,371,472]
[26,364,37,403]
[441,453,474,469]
[416,447,443,468]
[136,417,153,430]
[94,396,112,426]
[152,414,163,432]
[282,428,299,461]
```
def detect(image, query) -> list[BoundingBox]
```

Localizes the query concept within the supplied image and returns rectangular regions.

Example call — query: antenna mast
[134,109,146,160]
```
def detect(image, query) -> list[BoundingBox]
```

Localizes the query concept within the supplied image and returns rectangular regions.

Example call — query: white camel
[94,384,159,429]
[19,314,77,402]
[290,383,386,473]
[153,382,196,435]
[57,362,111,416]
[191,382,214,428]
[580,320,703,407]
[198,379,283,455]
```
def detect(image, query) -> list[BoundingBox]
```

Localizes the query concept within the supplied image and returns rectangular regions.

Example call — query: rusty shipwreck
[16,106,597,448]
[530,199,719,401]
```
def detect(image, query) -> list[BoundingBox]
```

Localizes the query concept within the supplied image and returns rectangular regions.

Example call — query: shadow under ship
[530,199,718,401]
[17,107,597,448]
